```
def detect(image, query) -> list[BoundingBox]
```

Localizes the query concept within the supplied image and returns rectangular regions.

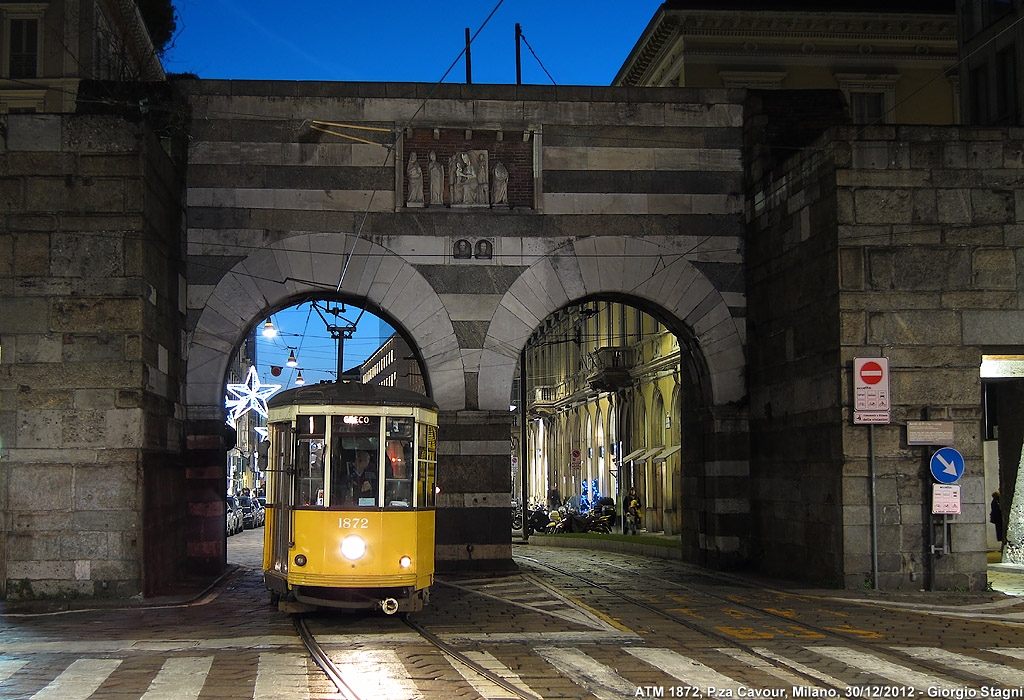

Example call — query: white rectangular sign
[854,411,890,424]
[854,357,890,411]
[932,484,961,515]
[907,421,955,445]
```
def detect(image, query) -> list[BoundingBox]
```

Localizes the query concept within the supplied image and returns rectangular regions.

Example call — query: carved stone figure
[492,161,509,207]
[474,239,493,259]
[406,152,423,206]
[476,151,489,204]
[453,238,472,259]
[455,152,477,205]
[448,153,460,204]
[428,151,444,206]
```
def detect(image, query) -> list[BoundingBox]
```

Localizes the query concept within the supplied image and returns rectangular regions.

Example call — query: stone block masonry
[0,112,188,600]
[746,117,1024,591]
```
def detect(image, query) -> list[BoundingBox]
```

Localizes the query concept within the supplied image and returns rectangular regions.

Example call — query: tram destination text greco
[633,687,1024,699]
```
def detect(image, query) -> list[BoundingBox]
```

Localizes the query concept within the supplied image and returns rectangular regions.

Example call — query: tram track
[514,550,1002,692]
[293,612,542,700]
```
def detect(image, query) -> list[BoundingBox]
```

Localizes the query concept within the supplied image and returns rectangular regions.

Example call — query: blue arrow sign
[930,447,965,484]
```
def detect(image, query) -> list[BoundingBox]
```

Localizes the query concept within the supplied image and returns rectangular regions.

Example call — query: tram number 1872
[339,517,370,529]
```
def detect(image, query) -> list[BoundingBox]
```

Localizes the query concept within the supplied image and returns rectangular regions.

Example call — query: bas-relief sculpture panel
[402,131,514,210]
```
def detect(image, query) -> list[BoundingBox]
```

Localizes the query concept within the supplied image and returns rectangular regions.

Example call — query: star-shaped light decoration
[254,426,269,441]
[225,366,281,426]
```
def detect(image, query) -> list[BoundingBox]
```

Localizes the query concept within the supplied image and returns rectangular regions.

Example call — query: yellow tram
[262,381,438,614]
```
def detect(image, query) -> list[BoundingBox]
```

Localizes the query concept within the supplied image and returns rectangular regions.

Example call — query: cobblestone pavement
[2,532,1024,699]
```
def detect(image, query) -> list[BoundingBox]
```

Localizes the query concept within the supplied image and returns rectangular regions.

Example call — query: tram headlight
[341,535,367,561]
[294,554,307,567]
[399,555,412,569]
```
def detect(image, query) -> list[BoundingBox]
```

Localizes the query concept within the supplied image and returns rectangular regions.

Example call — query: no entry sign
[854,357,890,423]
[859,361,885,385]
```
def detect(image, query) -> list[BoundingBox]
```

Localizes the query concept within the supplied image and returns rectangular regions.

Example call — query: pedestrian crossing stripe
[5,644,1024,699]
[140,657,213,700]
[437,573,629,632]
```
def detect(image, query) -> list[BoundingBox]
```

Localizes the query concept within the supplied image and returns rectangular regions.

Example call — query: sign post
[928,446,964,589]
[853,357,889,591]
[854,357,890,424]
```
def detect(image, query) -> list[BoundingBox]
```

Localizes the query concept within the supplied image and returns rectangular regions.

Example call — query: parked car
[238,495,261,529]
[225,496,242,536]
[247,496,265,527]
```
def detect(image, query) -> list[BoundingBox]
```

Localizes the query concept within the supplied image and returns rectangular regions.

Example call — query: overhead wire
[20,3,1018,382]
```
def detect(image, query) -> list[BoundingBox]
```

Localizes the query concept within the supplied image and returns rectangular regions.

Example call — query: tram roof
[268,381,438,411]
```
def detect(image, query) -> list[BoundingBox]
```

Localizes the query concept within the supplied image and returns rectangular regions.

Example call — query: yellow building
[1,0,164,113]
[614,0,959,125]
[521,302,684,535]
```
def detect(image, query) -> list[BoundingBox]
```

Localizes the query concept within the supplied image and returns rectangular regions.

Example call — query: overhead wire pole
[515,23,522,85]
[465,28,472,84]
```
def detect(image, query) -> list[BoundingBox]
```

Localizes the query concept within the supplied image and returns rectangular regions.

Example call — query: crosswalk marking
[0,659,28,684]
[327,649,419,700]
[902,647,1024,686]
[140,656,213,700]
[536,646,635,700]
[449,649,538,699]
[626,646,744,690]
[716,648,813,687]
[439,574,624,631]
[988,647,1024,661]
[813,646,961,692]
[29,658,121,700]
[253,653,310,700]
[4,643,1024,698]
[751,647,850,691]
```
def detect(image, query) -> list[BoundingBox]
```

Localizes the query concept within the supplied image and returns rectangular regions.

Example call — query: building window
[963,0,1015,38]
[849,92,886,124]
[970,64,991,124]
[835,74,898,125]
[9,19,39,79]
[995,45,1020,125]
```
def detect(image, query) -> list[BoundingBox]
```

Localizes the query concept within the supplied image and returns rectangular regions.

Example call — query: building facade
[957,0,1023,126]
[1,0,164,113]
[615,0,960,125]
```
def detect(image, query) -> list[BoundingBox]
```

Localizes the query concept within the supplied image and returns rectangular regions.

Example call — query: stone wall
[0,113,187,599]
[180,81,750,573]
[747,118,1024,589]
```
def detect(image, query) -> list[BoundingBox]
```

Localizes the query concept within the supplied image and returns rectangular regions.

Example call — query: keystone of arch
[185,232,465,412]
[478,236,745,410]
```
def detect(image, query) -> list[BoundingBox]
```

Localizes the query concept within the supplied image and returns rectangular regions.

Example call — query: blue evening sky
[164,0,662,386]
[163,0,661,86]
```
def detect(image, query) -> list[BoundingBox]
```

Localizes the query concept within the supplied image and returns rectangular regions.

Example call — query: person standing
[625,488,642,535]
[991,491,1004,543]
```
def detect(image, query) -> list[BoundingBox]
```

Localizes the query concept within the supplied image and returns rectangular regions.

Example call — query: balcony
[583,346,633,392]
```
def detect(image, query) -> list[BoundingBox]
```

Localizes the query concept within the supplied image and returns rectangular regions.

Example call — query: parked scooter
[525,503,550,534]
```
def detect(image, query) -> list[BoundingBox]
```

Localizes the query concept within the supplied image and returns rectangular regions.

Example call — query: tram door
[268,421,294,574]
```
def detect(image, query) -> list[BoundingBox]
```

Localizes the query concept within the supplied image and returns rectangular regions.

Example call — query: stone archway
[479,236,744,411]
[481,235,749,567]
[185,231,463,416]
[180,231,464,575]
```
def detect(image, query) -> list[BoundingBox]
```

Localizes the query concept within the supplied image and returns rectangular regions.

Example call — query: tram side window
[268,422,291,505]
[417,423,437,508]
[330,415,380,508]
[296,415,326,506]
[384,418,414,507]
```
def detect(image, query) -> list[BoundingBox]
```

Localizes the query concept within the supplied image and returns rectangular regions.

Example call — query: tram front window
[330,415,380,507]
[385,417,414,507]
